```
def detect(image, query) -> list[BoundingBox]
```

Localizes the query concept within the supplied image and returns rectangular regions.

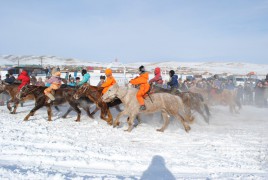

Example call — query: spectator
[255,81,264,107]
[74,69,78,79]
[31,75,37,85]
[35,77,45,86]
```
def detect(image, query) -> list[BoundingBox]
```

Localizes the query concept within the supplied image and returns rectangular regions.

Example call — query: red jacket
[149,67,163,84]
[17,70,30,91]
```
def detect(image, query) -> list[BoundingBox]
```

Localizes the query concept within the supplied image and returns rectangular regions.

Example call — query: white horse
[101,84,194,132]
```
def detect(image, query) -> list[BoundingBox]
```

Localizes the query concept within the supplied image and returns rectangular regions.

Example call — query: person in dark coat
[17,70,30,91]
[255,81,264,107]
[167,70,178,93]
[4,74,15,84]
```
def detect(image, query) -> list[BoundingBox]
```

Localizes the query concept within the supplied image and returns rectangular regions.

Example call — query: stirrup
[140,105,146,111]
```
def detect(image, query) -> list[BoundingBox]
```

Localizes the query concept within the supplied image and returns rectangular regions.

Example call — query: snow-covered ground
[0,100,267,179]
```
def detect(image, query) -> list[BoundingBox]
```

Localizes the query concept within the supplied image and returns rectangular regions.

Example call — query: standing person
[149,67,163,86]
[129,65,150,110]
[78,69,90,86]
[44,72,62,102]
[74,69,77,78]
[74,69,78,79]
[97,75,106,87]
[167,70,178,93]
[17,70,30,91]
[44,67,49,76]
[255,81,264,107]
[101,69,116,94]
[35,77,45,86]
[56,66,60,72]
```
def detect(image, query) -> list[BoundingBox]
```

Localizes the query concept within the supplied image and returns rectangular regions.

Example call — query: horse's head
[17,85,31,99]
[73,84,89,100]
[102,83,119,102]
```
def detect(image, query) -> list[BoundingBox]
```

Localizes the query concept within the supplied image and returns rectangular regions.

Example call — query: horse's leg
[24,104,44,121]
[46,105,52,121]
[115,105,122,112]
[82,106,94,119]
[126,115,136,132]
[69,103,81,122]
[157,111,170,132]
[113,110,127,128]
[174,113,191,133]
[106,108,113,125]
[90,106,99,116]
[11,101,19,114]
[62,107,73,118]
[54,106,60,112]
[6,99,12,112]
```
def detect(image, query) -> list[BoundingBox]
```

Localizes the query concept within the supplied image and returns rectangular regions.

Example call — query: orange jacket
[130,72,150,94]
[101,76,116,94]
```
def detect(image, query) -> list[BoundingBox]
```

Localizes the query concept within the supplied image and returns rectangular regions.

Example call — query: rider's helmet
[169,70,175,77]
[139,65,145,73]
[81,69,87,76]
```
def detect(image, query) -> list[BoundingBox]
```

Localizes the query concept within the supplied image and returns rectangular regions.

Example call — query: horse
[0,80,35,114]
[101,83,194,132]
[150,84,210,123]
[73,84,122,125]
[18,85,94,121]
[190,86,241,113]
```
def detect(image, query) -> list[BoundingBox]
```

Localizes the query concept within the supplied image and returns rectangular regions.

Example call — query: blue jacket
[68,82,76,87]
[78,73,90,86]
[167,75,178,88]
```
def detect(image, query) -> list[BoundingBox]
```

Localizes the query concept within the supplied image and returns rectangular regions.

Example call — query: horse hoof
[23,119,29,121]
[75,120,80,122]
[107,121,113,126]
[156,129,164,132]
[185,126,191,132]
[62,116,67,119]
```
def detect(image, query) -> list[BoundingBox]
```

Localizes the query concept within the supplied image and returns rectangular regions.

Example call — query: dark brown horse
[73,84,122,125]
[150,84,210,123]
[0,81,35,114]
[18,85,94,121]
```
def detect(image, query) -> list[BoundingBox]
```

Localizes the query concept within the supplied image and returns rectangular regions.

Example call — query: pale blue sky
[0,0,268,63]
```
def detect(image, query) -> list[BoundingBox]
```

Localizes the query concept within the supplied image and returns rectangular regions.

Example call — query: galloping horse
[150,84,210,123]
[0,81,35,114]
[18,85,94,121]
[102,84,194,132]
[190,86,241,113]
[73,84,122,125]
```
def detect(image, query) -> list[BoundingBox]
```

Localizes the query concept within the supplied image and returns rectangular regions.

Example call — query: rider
[17,70,30,91]
[167,70,178,93]
[129,65,150,110]
[44,71,62,102]
[78,69,90,86]
[149,67,163,86]
[101,68,116,94]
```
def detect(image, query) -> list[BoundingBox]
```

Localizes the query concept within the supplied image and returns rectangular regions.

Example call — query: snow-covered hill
[0,55,267,75]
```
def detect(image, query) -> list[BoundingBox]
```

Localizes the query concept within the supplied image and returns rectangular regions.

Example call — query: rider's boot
[46,93,55,103]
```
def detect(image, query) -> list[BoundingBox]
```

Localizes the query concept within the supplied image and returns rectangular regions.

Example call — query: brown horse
[18,85,94,121]
[190,86,241,113]
[73,84,122,125]
[0,81,35,114]
[151,84,210,123]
